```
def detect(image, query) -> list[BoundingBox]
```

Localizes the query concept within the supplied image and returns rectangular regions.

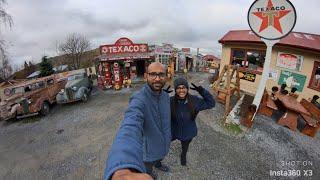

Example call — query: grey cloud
[2,0,320,66]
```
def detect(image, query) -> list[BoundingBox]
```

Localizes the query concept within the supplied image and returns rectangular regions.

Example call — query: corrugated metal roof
[26,71,41,79]
[53,65,68,72]
[219,30,320,53]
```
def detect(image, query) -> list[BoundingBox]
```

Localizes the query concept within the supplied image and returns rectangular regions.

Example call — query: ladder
[213,65,241,116]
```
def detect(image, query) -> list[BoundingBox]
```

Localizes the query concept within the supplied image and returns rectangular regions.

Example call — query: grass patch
[223,122,243,135]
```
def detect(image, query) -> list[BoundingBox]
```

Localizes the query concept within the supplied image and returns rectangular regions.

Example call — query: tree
[0,0,13,55]
[21,60,37,78]
[28,61,33,67]
[39,56,54,77]
[58,33,90,70]
[0,51,12,79]
[24,61,28,69]
[0,0,13,80]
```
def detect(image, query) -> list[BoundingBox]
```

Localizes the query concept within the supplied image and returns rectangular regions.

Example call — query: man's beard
[147,80,165,91]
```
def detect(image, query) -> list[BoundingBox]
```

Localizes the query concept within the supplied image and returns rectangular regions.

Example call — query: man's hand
[163,85,173,93]
[112,169,153,180]
[190,83,204,93]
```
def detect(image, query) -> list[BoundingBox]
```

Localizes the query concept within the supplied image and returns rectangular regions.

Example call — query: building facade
[96,37,154,90]
[219,30,320,101]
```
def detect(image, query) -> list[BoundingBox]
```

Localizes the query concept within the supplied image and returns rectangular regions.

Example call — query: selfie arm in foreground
[103,95,149,180]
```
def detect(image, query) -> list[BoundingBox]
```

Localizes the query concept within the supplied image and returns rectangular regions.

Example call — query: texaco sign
[248,0,296,40]
[100,37,148,54]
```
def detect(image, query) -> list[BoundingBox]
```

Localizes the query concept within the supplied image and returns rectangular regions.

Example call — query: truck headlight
[59,89,65,94]
[72,86,77,91]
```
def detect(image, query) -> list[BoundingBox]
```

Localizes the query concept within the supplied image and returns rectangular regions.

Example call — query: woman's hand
[163,85,173,93]
[190,83,204,93]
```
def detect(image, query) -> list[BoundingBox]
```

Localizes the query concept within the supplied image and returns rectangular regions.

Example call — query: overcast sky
[1,0,319,67]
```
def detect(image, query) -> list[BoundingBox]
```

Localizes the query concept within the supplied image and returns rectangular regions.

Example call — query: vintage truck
[56,71,93,104]
[0,75,66,120]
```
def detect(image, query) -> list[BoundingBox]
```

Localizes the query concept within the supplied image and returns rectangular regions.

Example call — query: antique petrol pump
[123,62,132,88]
[103,62,112,89]
[112,62,123,90]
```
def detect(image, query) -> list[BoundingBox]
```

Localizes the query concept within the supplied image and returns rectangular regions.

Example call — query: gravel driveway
[0,72,319,180]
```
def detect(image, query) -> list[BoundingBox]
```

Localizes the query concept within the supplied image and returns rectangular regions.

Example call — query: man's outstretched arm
[104,96,148,180]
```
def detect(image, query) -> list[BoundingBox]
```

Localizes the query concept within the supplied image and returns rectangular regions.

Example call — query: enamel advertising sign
[100,37,148,54]
[276,52,303,71]
[248,0,296,40]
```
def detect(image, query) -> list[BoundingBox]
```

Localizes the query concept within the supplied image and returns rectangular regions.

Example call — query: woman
[171,77,215,166]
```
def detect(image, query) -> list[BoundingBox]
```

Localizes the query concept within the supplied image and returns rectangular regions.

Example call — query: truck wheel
[40,102,50,116]
[82,92,88,102]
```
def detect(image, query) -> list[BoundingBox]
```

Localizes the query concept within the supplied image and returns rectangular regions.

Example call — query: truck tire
[81,92,88,102]
[40,102,50,116]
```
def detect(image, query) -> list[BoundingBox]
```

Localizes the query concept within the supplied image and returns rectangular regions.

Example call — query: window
[28,81,45,91]
[67,73,84,81]
[231,49,265,74]
[309,61,320,91]
[47,79,54,85]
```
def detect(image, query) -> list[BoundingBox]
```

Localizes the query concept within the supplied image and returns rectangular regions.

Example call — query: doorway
[136,60,145,77]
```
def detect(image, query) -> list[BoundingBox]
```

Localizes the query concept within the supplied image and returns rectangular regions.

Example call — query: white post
[252,39,279,109]
[175,53,179,71]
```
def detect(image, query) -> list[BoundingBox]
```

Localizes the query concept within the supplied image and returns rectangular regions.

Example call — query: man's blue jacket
[104,84,171,179]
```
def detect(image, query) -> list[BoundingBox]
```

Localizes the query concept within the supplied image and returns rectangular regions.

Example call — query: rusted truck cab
[0,75,66,120]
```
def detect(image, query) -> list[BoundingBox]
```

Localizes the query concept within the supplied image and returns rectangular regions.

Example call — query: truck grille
[66,88,74,99]
[0,106,8,119]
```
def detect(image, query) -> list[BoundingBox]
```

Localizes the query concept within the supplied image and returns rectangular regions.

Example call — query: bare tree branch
[0,0,13,29]
[0,49,12,79]
[58,33,90,69]
[0,0,13,79]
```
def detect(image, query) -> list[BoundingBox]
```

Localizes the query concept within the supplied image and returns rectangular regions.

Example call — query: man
[104,62,171,180]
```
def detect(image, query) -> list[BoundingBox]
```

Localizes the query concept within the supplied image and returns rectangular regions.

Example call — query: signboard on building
[163,43,173,53]
[182,48,190,53]
[100,37,148,54]
[268,69,279,81]
[240,71,256,82]
[155,46,164,53]
[278,70,307,92]
[276,52,303,71]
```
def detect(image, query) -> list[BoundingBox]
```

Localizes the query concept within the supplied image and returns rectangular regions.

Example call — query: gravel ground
[0,72,319,180]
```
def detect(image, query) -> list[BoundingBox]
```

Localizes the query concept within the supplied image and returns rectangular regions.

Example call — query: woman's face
[176,85,188,99]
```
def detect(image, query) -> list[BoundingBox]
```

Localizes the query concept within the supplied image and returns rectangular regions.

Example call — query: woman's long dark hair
[171,93,196,121]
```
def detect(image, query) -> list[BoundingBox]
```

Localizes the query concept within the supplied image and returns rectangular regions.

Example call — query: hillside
[11,48,100,79]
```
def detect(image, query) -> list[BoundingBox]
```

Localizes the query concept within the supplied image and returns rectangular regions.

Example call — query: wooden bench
[300,99,320,118]
[299,98,320,137]
[258,90,278,117]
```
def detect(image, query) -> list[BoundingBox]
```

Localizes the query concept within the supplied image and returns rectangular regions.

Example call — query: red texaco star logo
[252,0,291,33]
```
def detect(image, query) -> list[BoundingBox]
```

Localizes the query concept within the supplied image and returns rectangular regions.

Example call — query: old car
[0,75,66,120]
[56,72,93,104]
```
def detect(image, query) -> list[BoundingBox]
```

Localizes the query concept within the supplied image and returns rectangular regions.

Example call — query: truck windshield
[67,73,84,81]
